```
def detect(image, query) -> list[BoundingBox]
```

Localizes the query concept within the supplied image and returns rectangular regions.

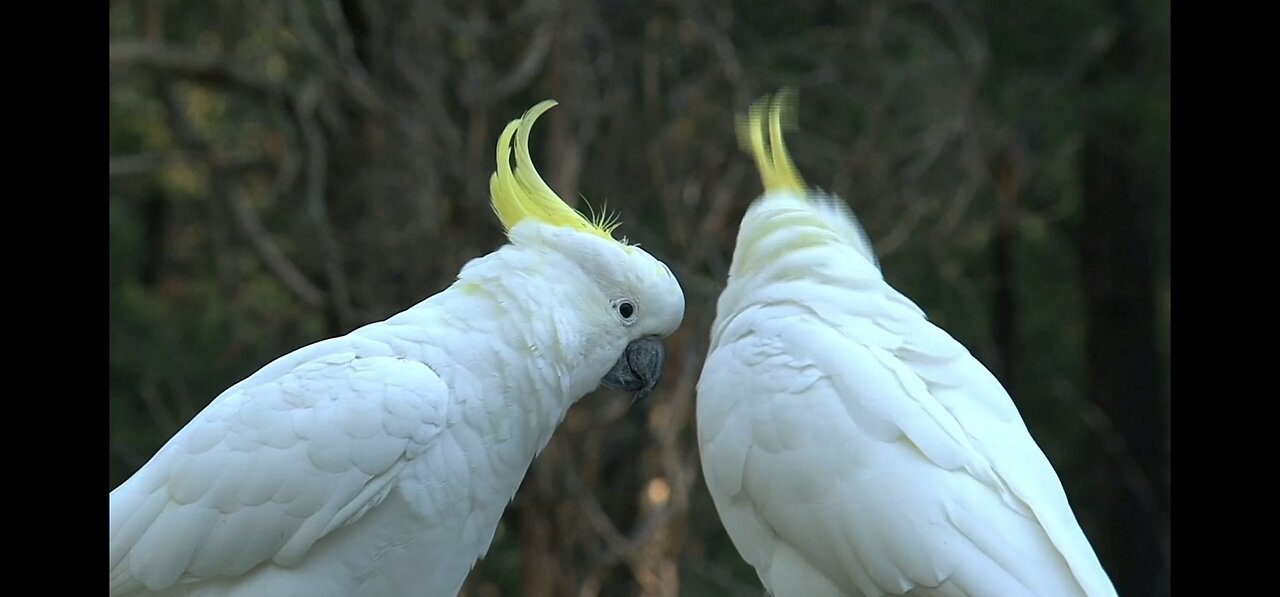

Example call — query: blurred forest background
[108,0,1170,595]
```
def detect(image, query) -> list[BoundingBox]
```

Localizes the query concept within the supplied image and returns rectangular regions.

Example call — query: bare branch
[560,460,642,567]
[110,41,290,108]
[923,0,990,75]
[109,152,172,177]
[109,151,270,178]
[284,0,385,114]
[138,376,179,433]
[118,38,348,319]
[296,85,356,326]
[157,81,327,309]
[1048,378,1171,565]
[224,184,327,307]
[460,19,555,104]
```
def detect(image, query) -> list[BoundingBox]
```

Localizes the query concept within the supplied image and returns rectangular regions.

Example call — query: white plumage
[110,101,685,596]
[696,93,1116,597]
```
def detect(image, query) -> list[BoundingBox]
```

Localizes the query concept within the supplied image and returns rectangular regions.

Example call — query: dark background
[108,0,1170,594]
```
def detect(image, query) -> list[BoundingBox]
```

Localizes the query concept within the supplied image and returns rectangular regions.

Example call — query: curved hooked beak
[600,336,666,403]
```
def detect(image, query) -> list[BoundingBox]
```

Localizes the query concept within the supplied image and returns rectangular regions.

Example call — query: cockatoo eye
[613,299,637,323]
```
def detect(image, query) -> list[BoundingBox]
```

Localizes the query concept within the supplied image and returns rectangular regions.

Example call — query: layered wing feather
[109,336,448,594]
[698,193,1115,597]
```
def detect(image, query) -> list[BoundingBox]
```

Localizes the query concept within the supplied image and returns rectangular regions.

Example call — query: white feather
[111,218,686,596]
[698,191,1117,597]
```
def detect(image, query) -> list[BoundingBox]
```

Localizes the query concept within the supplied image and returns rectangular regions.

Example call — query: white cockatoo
[696,92,1117,597]
[109,100,685,596]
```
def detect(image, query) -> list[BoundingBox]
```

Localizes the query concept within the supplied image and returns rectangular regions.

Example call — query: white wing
[109,336,447,595]
[698,295,1115,597]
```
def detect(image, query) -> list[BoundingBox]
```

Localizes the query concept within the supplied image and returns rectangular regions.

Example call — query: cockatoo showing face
[109,100,685,596]
[695,92,1117,597]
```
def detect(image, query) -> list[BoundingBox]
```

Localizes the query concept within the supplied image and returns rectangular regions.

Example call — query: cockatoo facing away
[696,93,1117,597]
[109,100,685,596]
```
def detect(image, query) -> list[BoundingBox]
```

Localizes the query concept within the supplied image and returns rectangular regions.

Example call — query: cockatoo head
[727,90,881,277]
[488,100,685,401]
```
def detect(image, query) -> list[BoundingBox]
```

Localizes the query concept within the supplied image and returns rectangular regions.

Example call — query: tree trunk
[991,142,1023,387]
[1078,0,1168,593]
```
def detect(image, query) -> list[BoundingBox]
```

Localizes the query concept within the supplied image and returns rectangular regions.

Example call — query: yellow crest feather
[736,89,806,194]
[489,100,622,241]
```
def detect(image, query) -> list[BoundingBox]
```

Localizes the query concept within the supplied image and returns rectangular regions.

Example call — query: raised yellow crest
[736,89,806,194]
[489,100,621,241]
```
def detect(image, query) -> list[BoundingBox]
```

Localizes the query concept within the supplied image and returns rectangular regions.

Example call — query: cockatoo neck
[371,240,621,455]
[712,196,888,350]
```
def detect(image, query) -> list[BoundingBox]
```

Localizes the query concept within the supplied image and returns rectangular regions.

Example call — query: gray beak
[600,336,666,402]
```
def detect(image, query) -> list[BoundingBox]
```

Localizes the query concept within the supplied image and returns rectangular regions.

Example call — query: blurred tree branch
[156,80,327,309]
[1078,0,1169,592]
[110,1,1169,594]
[110,40,296,111]
[110,151,271,178]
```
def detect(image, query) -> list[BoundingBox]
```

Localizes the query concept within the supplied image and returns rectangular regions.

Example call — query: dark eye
[617,300,636,320]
